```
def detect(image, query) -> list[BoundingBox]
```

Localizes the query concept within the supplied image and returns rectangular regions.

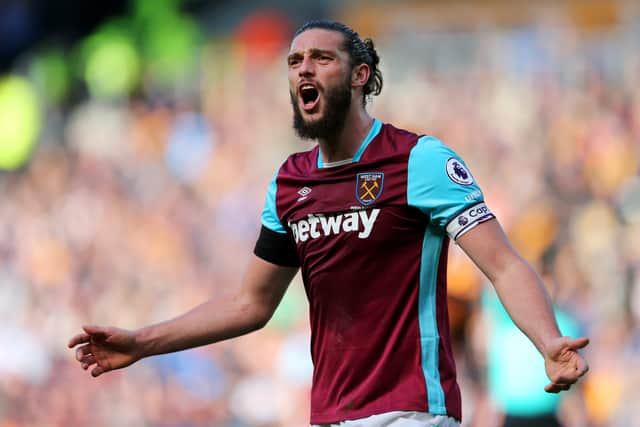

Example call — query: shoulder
[409,136,473,178]
[360,121,422,160]
[368,120,460,164]
[410,135,453,157]
[380,122,422,149]
[378,122,456,156]
[382,122,421,139]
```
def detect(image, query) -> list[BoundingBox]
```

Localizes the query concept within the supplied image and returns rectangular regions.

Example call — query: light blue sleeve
[407,136,494,239]
[261,170,287,234]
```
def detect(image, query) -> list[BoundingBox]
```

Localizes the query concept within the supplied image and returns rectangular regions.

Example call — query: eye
[288,58,301,67]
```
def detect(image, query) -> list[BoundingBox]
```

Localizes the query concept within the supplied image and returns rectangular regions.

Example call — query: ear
[351,63,370,89]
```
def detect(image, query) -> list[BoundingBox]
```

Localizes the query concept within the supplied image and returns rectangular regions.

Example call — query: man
[69,20,589,427]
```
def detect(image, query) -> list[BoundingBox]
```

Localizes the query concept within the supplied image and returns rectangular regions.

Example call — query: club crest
[356,172,384,205]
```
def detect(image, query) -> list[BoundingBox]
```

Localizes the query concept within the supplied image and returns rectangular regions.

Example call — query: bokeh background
[1,0,639,426]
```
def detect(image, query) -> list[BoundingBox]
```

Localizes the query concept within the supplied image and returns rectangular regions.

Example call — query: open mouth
[299,84,320,111]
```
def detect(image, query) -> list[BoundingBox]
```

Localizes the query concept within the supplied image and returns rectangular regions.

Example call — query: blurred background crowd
[0,0,639,426]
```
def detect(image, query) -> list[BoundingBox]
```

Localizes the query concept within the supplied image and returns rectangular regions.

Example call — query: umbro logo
[297,186,312,202]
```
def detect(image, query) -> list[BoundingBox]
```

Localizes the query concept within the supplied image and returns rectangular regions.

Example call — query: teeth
[301,84,315,91]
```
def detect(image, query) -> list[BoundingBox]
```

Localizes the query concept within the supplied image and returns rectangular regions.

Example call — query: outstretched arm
[457,219,589,393]
[68,255,298,377]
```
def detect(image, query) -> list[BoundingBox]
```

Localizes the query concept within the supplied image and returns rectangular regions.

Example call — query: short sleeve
[255,168,299,267]
[407,136,495,240]
[261,170,287,234]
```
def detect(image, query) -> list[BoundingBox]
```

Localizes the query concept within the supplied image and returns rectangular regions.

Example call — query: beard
[290,76,352,141]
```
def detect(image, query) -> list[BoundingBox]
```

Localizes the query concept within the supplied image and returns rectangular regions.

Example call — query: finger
[78,352,96,365]
[76,344,92,361]
[75,345,92,361]
[575,357,589,377]
[567,337,589,351]
[552,374,578,386]
[545,382,571,393]
[80,355,97,370]
[91,365,106,377]
[68,333,91,348]
[82,325,109,340]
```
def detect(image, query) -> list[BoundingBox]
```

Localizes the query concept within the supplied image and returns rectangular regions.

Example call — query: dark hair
[294,20,383,105]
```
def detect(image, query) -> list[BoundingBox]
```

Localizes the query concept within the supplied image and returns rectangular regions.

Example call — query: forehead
[289,28,346,54]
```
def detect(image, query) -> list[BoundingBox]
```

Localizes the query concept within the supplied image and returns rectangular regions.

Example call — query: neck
[317,107,373,164]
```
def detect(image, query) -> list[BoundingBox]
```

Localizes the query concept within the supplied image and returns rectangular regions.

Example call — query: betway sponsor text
[288,209,380,243]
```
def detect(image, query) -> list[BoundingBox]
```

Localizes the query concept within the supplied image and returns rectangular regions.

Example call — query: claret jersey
[255,119,494,424]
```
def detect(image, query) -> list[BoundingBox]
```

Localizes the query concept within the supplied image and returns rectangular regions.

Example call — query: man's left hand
[544,336,590,393]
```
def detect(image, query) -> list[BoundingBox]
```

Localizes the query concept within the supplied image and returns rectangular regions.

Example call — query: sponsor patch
[288,209,380,243]
[446,158,474,186]
[356,172,384,206]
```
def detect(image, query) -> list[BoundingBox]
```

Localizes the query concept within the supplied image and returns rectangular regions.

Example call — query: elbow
[251,315,271,331]
[242,302,276,332]
[236,287,283,333]
[247,311,269,331]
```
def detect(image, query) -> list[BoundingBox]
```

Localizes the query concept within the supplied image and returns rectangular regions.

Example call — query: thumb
[566,336,590,351]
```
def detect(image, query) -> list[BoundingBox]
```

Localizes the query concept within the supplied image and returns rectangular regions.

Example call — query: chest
[276,158,430,253]
[277,159,410,224]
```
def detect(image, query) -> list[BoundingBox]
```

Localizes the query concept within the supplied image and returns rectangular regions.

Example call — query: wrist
[539,332,562,358]
[133,325,157,359]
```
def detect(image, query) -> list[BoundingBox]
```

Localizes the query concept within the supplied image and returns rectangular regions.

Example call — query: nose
[298,56,315,77]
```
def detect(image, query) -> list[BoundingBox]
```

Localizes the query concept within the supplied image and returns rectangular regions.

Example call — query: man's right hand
[68,325,142,377]
[67,258,298,378]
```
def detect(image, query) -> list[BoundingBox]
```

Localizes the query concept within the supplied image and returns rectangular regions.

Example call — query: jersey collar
[317,118,382,169]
